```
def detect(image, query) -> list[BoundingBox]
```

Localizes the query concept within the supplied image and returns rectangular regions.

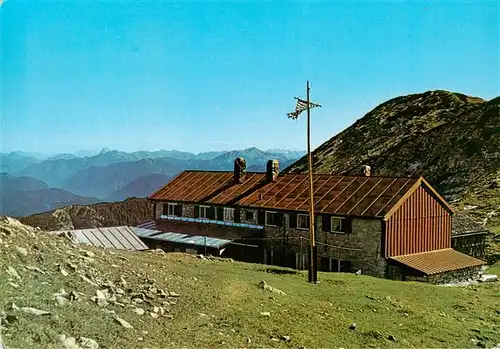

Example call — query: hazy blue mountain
[266,149,306,160]
[1,173,49,192]
[130,150,196,160]
[6,151,48,160]
[1,152,43,173]
[210,147,292,166]
[48,153,78,160]
[194,151,227,160]
[105,173,172,202]
[0,173,99,216]
[1,188,100,217]
[246,158,298,172]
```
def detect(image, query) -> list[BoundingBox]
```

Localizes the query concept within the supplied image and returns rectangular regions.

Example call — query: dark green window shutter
[209,207,216,220]
[217,207,224,221]
[345,217,352,233]
[175,204,182,217]
[258,210,265,225]
[194,205,199,218]
[322,215,331,232]
[289,212,297,229]
[234,207,241,223]
[276,212,283,227]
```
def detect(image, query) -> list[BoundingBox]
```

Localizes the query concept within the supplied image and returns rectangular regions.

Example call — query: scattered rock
[150,312,159,319]
[281,335,291,342]
[82,250,95,258]
[59,334,81,349]
[355,270,362,275]
[260,312,271,317]
[247,338,252,344]
[56,295,69,306]
[79,337,99,349]
[133,308,145,315]
[388,335,397,342]
[169,291,180,297]
[258,280,286,295]
[478,274,498,283]
[18,306,51,316]
[59,266,69,277]
[113,315,133,329]
[80,275,98,286]
[349,323,357,330]
[25,266,46,274]
[6,266,21,280]
[16,246,28,256]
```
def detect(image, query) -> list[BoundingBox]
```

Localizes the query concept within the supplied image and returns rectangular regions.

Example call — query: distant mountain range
[105,173,172,202]
[1,147,305,216]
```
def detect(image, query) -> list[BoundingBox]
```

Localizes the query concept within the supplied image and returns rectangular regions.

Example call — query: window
[164,203,179,216]
[297,214,310,230]
[199,205,210,219]
[223,208,235,222]
[245,210,255,221]
[331,216,345,233]
[265,211,279,227]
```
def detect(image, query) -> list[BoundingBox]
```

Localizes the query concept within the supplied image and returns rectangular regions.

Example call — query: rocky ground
[1,217,499,348]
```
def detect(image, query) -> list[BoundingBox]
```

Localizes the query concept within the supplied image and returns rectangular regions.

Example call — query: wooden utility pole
[306,80,317,283]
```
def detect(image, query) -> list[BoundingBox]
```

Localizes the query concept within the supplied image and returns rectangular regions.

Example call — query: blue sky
[1,1,498,155]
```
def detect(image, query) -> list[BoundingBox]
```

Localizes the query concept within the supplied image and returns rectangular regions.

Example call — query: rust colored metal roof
[237,174,419,218]
[390,248,484,275]
[150,171,267,205]
[150,170,424,218]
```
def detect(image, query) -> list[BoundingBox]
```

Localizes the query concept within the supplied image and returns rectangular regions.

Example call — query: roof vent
[266,159,279,182]
[234,157,247,183]
[360,165,371,177]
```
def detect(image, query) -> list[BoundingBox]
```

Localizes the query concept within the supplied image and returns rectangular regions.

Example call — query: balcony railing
[160,215,264,230]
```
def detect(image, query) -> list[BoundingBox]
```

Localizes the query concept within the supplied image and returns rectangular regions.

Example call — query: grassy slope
[1,219,499,349]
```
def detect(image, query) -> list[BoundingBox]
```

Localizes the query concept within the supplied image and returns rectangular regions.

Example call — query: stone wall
[405,266,482,284]
[260,214,387,277]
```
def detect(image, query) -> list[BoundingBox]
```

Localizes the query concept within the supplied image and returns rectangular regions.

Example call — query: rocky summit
[285,90,500,227]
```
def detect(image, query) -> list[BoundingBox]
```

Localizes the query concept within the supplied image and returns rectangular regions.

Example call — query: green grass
[1,219,499,349]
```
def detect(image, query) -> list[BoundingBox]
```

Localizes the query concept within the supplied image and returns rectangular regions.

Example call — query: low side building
[451,213,489,259]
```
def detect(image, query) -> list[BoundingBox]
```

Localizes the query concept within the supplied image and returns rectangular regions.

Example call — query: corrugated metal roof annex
[131,226,232,249]
[49,226,149,251]
[390,249,484,275]
[150,171,453,219]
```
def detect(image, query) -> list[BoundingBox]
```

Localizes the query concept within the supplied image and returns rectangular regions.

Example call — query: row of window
[265,211,346,233]
[163,203,347,233]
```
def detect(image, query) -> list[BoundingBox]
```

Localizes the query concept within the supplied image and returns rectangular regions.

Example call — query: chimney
[266,159,279,182]
[234,157,247,183]
[360,165,371,177]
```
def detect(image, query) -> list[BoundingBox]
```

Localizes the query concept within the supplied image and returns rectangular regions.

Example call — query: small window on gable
[223,208,235,222]
[199,205,210,219]
[297,214,310,230]
[265,211,279,227]
[245,210,255,221]
[331,216,346,233]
